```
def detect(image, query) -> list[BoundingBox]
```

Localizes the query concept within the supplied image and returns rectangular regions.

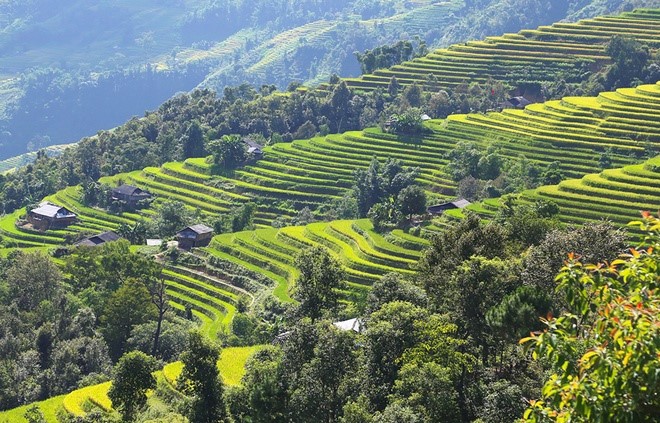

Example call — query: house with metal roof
[28,203,77,231]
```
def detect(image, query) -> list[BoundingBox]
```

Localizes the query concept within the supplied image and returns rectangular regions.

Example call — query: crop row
[339,9,660,93]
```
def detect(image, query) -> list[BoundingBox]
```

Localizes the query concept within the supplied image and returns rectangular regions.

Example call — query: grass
[162,345,266,388]
[0,346,266,422]
[0,395,66,423]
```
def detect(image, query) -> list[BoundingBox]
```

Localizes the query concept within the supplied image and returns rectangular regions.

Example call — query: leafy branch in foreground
[521,212,660,422]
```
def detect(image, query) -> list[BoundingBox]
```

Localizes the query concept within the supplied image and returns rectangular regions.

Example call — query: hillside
[342,8,660,92]
[1,82,658,316]
[0,346,263,423]
[2,82,658,239]
[454,155,660,228]
[0,0,655,161]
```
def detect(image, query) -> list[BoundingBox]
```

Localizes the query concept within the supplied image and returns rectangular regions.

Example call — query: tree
[289,324,357,423]
[178,331,226,423]
[521,221,625,306]
[182,120,206,159]
[148,278,169,357]
[363,301,459,411]
[108,351,157,422]
[101,278,157,360]
[522,213,660,422]
[418,213,506,307]
[395,185,427,221]
[7,252,61,311]
[388,109,424,134]
[390,362,460,423]
[235,346,287,422]
[293,246,345,321]
[354,157,384,217]
[117,221,148,245]
[366,273,427,315]
[605,35,650,88]
[150,200,195,238]
[207,134,246,170]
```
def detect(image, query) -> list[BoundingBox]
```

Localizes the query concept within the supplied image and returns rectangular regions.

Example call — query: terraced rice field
[0,346,264,422]
[455,155,660,233]
[340,9,660,92]
[522,155,660,227]
[206,219,430,302]
[96,84,658,219]
[2,83,658,249]
[0,81,657,322]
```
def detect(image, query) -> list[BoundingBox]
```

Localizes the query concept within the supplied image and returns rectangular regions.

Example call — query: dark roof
[112,184,149,196]
[177,224,214,236]
[506,96,532,107]
[30,203,76,219]
[76,231,120,247]
[427,199,471,214]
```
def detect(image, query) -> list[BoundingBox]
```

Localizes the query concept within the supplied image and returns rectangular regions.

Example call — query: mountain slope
[1,0,656,160]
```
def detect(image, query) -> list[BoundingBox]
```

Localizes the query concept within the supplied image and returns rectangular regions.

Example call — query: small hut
[427,199,471,215]
[245,140,264,160]
[176,224,214,249]
[502,96,532,109]
[28,203,77,231]
[75,231,120,247]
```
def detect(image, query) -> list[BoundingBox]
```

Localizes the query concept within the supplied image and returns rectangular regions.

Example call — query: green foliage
[233,346,286,422]
[100,278,158,361]
[605,35,650,88]
[355,39,426,75]
[178,331,226,423]
[149,200,198,238]
[6,251,61,311]
[208,134,247,170]
[108,351,157,422]
[213,202,256,234]
[293,246,345,321]
[521,213,660,422]
[395,185,427,221]
[387,109,424,135]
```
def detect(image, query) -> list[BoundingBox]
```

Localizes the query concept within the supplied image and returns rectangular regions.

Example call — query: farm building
[245,140,264,160]
[502,96,532,109]
[111,184,152,208]
[427,199,471,215]
[28,203,77,231]
[176,224,214,249]
[75,231,121,247]
[333,318,364,333]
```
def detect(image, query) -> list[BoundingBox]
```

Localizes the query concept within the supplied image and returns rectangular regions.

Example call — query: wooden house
[111,184,152,208]
[176,224,214,249]
[28,203,77,231]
